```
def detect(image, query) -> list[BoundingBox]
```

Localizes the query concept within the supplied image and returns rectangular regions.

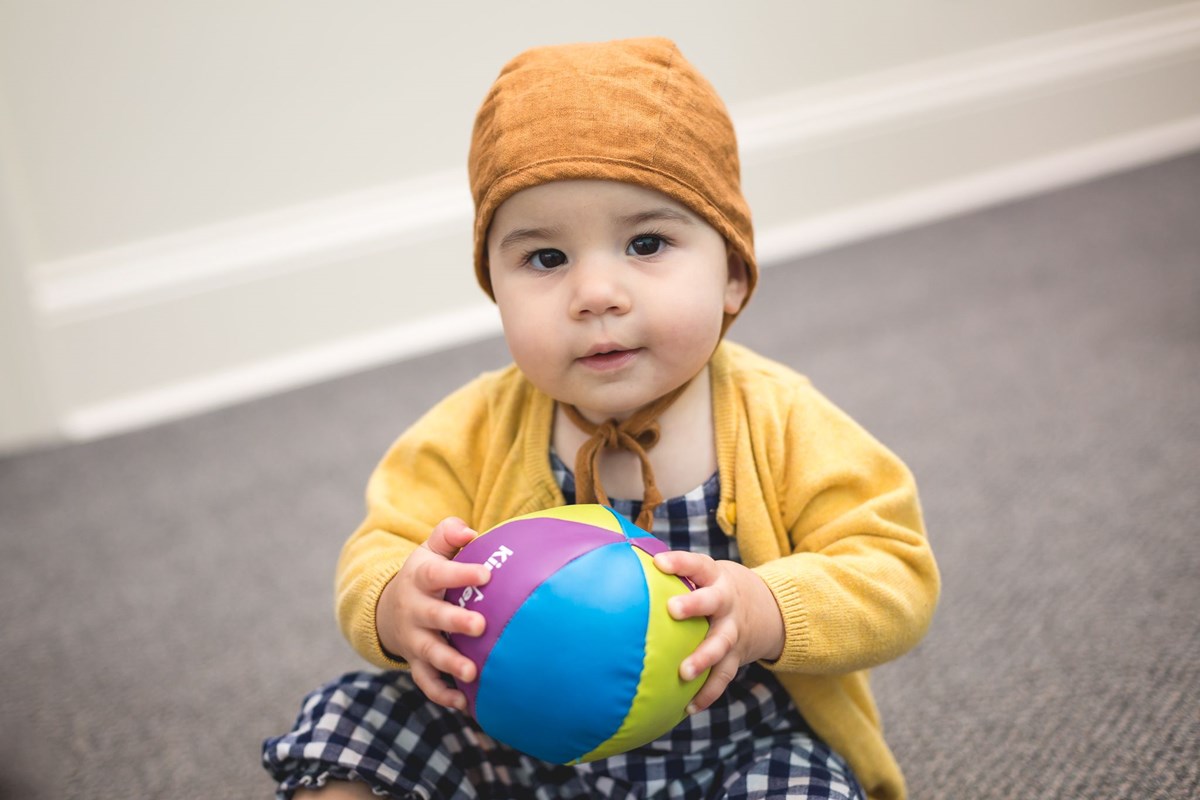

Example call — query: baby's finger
[667,585,724,621]
[654,551,719,585]
[411,631,478,685]
[686,652,740,714]
[414,558,491,594]
[679,620,736,683]
[411,660,469,711]
[441,521,480,550]
[413,596,486,638]
[426,517,477,558]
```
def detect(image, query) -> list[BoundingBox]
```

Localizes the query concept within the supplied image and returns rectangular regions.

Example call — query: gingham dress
[262,453,864,800]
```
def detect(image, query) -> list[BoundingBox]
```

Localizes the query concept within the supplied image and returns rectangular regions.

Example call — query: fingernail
[686,703,699,716]
[680,661,696,681]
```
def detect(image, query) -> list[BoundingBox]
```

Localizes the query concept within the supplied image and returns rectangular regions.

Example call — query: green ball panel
[577,547,709,762]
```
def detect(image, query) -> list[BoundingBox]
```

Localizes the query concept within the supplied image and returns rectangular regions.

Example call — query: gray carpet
[2,152,1198,799]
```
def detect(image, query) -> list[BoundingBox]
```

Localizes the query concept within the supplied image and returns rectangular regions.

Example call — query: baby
[264,37,939,800]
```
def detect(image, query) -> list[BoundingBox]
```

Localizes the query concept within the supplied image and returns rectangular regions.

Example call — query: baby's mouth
[578,347,641,370]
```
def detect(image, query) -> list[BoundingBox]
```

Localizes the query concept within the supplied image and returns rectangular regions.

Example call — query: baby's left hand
[653,551,786,714]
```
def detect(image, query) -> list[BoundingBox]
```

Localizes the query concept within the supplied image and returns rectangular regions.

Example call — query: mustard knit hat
[468,37,757,315]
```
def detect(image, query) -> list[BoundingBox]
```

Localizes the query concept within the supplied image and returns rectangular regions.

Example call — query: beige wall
[0,0,1181,259]
[0,131,56,448]
[1,0,1197,451]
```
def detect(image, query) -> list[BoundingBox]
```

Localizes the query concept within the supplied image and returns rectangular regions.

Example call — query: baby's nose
[569,258,631,317]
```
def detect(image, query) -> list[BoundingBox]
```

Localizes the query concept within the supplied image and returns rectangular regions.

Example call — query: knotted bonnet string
[561,381,690,531]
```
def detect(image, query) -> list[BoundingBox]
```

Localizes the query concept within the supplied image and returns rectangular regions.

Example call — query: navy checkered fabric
[262,453,864,799]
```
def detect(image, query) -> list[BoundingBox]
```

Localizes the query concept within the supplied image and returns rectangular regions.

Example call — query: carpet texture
[1,152,1197,799]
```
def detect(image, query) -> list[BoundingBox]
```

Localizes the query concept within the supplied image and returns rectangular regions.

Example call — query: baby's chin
[557,385,689,424]
[550,390,648,423]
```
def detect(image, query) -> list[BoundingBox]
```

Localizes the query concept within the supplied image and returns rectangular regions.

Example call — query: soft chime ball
[444,504,709,764]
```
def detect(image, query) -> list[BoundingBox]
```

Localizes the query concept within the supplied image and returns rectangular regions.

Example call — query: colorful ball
[445,504,709,764]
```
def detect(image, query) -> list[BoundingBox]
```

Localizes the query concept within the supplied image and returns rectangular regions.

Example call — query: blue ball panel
[474,542,649,764]
[604,505,656,540]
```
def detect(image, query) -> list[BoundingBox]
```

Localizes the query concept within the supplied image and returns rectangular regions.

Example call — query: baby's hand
[377,517,491,711]
[653,551,786,714]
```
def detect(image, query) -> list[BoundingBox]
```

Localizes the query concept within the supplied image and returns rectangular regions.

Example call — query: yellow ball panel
[496,503,624,534]
[576,547,709,762]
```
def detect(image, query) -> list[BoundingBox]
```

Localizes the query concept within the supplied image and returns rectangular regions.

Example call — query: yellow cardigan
[336,340,940,800]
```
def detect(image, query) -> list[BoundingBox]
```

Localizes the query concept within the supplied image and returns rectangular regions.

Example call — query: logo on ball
[456,544,515,608]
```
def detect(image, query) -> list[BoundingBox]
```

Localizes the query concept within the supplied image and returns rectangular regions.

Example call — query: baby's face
[487,180,747,421]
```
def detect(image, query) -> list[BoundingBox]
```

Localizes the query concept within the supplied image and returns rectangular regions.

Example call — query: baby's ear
[723,245,750,315]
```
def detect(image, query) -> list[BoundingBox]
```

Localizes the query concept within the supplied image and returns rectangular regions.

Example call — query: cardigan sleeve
[752,383,940,675]
[335,377,494,669]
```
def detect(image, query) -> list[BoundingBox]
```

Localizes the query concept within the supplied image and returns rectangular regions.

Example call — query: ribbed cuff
[752,560,809,671]
[346,556,412,670]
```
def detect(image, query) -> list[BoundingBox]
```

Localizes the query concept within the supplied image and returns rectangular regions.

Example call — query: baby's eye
[627,235,666,257]
[527,249,567,270]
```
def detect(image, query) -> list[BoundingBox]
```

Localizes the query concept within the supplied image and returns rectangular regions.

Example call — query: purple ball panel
[629,536,668,557]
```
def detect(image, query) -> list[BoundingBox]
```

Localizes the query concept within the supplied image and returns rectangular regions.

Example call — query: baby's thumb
[428,517,478,557]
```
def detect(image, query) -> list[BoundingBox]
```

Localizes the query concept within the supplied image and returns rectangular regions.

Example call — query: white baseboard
[35,169,471,326]
[27,2,1200,443]
[59,302,502,440]
[754,115,1200,265]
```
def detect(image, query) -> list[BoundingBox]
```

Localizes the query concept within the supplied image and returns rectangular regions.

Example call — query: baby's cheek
[503,326,557,384]
[663,298,725,347]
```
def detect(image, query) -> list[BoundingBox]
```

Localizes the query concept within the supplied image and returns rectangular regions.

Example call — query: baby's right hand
[377,517,490,711]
